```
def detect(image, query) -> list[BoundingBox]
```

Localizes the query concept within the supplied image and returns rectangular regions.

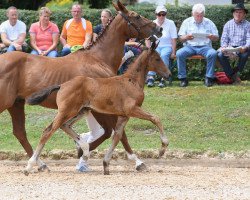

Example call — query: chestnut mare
[0,1,162,170]
[24,43,171,175]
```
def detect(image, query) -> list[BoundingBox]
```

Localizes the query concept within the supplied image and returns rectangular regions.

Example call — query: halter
[119,11,153,39]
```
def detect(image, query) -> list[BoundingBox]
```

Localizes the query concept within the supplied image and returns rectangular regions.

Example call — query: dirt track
[0,158,249,200]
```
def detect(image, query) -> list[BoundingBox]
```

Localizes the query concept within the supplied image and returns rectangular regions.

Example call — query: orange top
[61,18,92,46]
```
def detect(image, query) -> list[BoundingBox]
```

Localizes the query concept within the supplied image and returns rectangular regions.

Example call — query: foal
[24,44,171,175]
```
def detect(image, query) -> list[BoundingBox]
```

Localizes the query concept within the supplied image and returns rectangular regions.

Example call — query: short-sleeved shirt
[0,20,26,41]
[61,18,92,46]
[29,21,59,50]
[220,19,250,48]
[153,18,177,47]
[178,17,219,47]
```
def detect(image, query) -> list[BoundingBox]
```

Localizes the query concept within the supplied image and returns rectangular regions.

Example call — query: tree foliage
[0,0,51,10]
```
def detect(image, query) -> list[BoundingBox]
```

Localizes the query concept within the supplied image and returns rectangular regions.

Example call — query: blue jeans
[60,47,71,56]
[31,50,58,57]
[119,45,141,74]
[147,46,172,76]
[7,44,26,52]
[176,45,217,79]
[217,49,250,77]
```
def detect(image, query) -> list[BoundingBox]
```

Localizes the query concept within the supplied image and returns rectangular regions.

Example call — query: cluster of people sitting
[0,3,249,87]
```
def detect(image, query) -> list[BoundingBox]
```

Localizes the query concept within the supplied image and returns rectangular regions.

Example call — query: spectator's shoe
[180,78,188,87]
[76,163,91,172]
[147,77,155,87]
[204,77,214,87]
[231,73,241,84]
[158,78,166,88]
[124,50,134,61]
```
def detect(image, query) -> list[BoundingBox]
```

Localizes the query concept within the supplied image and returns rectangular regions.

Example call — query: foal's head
[113,0,162,39]
[146,44,171,79]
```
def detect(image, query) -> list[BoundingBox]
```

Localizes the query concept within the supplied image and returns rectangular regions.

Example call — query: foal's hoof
[159,148,166,157]
[104,170,110,175]
[38,164,50,173]
[136,163,147,171]
[23,169,30,176]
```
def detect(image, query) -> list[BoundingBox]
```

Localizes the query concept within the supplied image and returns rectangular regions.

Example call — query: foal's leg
[103,116,129,175]
[24,112,81,175]
[90,112,146,171]
[130,107,169,157]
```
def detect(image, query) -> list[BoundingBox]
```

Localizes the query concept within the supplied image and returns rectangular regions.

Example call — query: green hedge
[0,4,249,80]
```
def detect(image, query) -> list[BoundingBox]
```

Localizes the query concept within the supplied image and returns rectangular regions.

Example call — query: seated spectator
[60,4,92,56]
[146,5,177,88]
[0,6,27,53]
[118,38,142,74]
[217,3,250,83]
[176,3,219,87]
[29,7,59,57]
[93,9,113,42]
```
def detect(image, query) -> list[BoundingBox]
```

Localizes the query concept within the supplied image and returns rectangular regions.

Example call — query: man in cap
[217,3,250,83]
[176,3,219,87]
[146,5,177,88]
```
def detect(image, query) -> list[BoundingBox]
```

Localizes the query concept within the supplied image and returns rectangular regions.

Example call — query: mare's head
[146,42,171,79]
[113,0,162,39]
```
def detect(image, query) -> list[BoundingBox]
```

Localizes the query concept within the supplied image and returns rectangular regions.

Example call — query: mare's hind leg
[103,116,129,175]
[130,107,169,157]
[7,99,33,157]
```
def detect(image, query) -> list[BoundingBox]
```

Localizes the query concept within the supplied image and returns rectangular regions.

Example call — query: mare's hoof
[136,163,147,171]
[38,164,50,172]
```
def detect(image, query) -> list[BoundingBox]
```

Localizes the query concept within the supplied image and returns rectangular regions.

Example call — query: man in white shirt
[177,3,219,87]
[146,5,177,88]
[0,6,26,53]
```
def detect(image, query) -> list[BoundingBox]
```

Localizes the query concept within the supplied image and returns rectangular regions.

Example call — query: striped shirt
[178,16,219,47]
[220,19,250,48]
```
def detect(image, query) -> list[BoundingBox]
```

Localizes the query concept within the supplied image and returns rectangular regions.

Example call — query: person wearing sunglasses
[146,5,177,88]
[176,3,219,87]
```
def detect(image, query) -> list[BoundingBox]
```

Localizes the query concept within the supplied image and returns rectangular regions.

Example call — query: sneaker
[76,163,91,172]
[180,78,188,87]
[123,50,134,60]
[147,78,154,87]
[158,78,166,88]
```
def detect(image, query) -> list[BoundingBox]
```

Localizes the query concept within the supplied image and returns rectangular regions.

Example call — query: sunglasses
[157,13,166,17]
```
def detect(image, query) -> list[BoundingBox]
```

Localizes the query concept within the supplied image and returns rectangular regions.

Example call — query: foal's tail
[26,85,61,105]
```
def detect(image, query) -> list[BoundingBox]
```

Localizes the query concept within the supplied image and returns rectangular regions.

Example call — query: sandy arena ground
[0,158,249,200]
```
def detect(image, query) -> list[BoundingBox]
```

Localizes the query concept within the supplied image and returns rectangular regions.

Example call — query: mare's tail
[26,85,61,105]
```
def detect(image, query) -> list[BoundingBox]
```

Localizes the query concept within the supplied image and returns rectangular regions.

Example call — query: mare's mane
[76,12,118,53]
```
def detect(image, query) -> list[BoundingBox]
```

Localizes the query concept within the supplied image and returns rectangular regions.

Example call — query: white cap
[155,5,167,14]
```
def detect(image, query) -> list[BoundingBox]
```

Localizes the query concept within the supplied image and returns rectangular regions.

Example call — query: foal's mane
[124,48,149,76]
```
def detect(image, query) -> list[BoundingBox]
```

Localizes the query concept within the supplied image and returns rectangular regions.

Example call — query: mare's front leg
[130,107,169,157]
[7,99,33,157]
[103,116,129,175]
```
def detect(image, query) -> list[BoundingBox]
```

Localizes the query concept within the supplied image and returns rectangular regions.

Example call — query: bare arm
[171,38,177,58]
[30,33,41,53]
[93,33,98,42]
[60,33,70,48]
[83,33,92,48]
[179,34,194,43]
[1,33,12,46]
[43,33,59,55]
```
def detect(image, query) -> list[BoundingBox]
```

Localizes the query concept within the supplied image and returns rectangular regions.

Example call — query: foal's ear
[117,0,128,14]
